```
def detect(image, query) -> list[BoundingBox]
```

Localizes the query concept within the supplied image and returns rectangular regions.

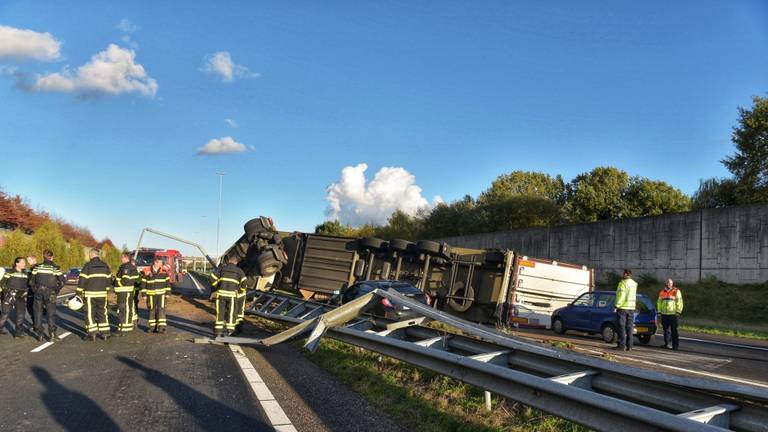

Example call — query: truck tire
[244,218,268,237]
[257,252,281,276]
[447,282,474,313]
[417,240,442,255]
[388,239,413,252]
[601,324,617,344]
[484,251,505,265]
[360,237,386,250]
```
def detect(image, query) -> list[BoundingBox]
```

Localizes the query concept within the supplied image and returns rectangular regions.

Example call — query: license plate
[635,326,648,333]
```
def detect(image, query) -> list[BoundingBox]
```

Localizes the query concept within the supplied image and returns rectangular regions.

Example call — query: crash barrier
[221,291,768,432]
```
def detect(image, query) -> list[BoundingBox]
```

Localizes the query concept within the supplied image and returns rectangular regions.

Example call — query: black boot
[35,330,43,342]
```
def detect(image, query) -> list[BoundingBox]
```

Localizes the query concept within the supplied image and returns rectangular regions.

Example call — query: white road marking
[677,335,768,352]
[30,331,72,352]
[613,353,768,388]
[229,344,297,431]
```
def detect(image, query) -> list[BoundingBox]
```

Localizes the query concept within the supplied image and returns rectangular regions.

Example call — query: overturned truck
[222,217,594,327]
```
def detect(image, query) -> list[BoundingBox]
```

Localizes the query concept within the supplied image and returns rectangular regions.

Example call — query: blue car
[551,290,658,345]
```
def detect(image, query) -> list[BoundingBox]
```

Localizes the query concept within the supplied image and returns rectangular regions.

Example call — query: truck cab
[133,248,184,284]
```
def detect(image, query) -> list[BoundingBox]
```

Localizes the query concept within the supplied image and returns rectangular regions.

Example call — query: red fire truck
[132,248,185,284]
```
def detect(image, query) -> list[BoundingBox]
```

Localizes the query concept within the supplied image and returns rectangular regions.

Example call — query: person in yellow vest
[657,278,683,350]
[614,269,637,351]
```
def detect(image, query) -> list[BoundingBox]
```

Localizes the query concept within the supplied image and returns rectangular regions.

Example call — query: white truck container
[507,256,593,329]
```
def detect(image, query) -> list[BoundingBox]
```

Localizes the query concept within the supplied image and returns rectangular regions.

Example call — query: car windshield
[68,268,80,274]
[135,253,154,266]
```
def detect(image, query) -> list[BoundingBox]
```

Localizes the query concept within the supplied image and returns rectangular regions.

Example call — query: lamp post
[216,172,226,261]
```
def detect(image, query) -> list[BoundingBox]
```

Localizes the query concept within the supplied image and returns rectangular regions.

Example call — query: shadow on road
[116,356,269,430]
[32,367,121,432]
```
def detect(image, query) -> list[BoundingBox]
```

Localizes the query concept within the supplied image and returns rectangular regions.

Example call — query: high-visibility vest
[615,278,637,310]
[657,287,683,315]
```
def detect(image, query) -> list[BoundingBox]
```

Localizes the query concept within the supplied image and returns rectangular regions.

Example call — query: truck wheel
[552,317,566,335]
[601,324,617,344]
[417,240,442,255]
[360,237,386,250]
[447,282,474,312]
[389,239,413,252]
[484,251,505,265]
[257,252,282,276]
[637,334,651,345]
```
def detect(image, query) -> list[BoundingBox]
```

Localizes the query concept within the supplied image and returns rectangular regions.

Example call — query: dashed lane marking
[229,343,297,432]
[30,331,72,353]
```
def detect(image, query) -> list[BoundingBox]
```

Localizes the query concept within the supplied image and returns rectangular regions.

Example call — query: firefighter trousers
[33,287,57,334]
[215,292,238,334]
[0,290,26,332]
[235,291,246,326]
[84,296,109,335]
[116,290,135,332]
[146,293,167,330]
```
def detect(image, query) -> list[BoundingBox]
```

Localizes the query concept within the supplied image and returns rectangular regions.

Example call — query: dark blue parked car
[551,290,658,345]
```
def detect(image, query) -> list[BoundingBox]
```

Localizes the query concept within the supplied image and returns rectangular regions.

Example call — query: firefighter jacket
[657,287,684,315]
[115,262,141,293]
[29,259,65,293]
[614,277,637,310]
[1,269,29,295]
[77,257,113,298]
[141,267,170,295]
[210,263,246,297]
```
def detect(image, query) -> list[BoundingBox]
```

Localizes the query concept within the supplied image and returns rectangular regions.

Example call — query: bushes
[0,222,89,269]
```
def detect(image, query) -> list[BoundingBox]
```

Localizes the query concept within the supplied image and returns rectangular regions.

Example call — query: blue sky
[1,1,767,256]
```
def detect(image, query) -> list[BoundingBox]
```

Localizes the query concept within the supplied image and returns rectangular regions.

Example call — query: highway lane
[0,294,404,432]
[508,327,768,386]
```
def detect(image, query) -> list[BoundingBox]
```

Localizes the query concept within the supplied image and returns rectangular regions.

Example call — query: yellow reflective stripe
[114,287,135,293]
[80,273,111,279]
[211,273,219,280]
[121,275,140,279]
[219,277,242,285]
[7,273,28,278]
[82,291,109,297]
[216,290,238,297]
[143,278,169,284]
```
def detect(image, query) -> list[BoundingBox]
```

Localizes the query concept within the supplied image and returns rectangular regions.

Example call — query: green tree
[0,229,31,267]
[481,195,561,231]
[624,178,691,217]
[101,242,122,270]
[691,178,738,209]
[64,238,86,270]
[563,167,631,222]
[30,221,68,263]
[421,195,485,238]
[722,95,768,204]
[314,220,377,238]
[478,171,565,205]
[374,210,423,240]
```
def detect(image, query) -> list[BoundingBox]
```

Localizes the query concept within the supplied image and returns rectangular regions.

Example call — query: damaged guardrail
[220,290,768,432]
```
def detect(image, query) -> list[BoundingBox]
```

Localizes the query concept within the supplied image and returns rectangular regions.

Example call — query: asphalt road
[509,326,768,386]
[0,293,404,432]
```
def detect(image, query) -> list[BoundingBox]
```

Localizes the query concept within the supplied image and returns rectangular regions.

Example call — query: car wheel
[360,237,386,250]
[637,334,651,345]
[601,324,617,344]
[552,317,566,335]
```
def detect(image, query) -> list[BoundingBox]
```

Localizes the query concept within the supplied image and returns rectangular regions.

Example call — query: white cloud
[116,19,140,49]
[224,118,238,128]
[0,25,62,61]
[197,136,248,155]
[325,163,439,226]
[203,51,259,82]
[30,44,157,97]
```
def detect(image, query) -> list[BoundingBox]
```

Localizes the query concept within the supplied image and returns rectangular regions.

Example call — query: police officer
[77,248,112,341]
[140,258,169,333]
[210,256,246,337]
[614,269,637,351]
[0,257,30,338]
[25,254,37,328]
[30,249,65,341]
[657,278,684,350]
[114,253,141,334]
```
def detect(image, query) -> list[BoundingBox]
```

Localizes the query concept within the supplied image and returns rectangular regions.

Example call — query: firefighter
[140,258,170,333]
[210,256,246,337]
[30,249,65,341]
[77,248,112,341]
[131,258,140,326]
[0,257,30,338]
[25,254,37,328]
[657,278,684,350]
[233,276,248,335]
[614,269,637,351]
[114,253,141,334]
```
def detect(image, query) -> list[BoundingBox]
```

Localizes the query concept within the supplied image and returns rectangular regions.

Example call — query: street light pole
[216,172,226,261]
